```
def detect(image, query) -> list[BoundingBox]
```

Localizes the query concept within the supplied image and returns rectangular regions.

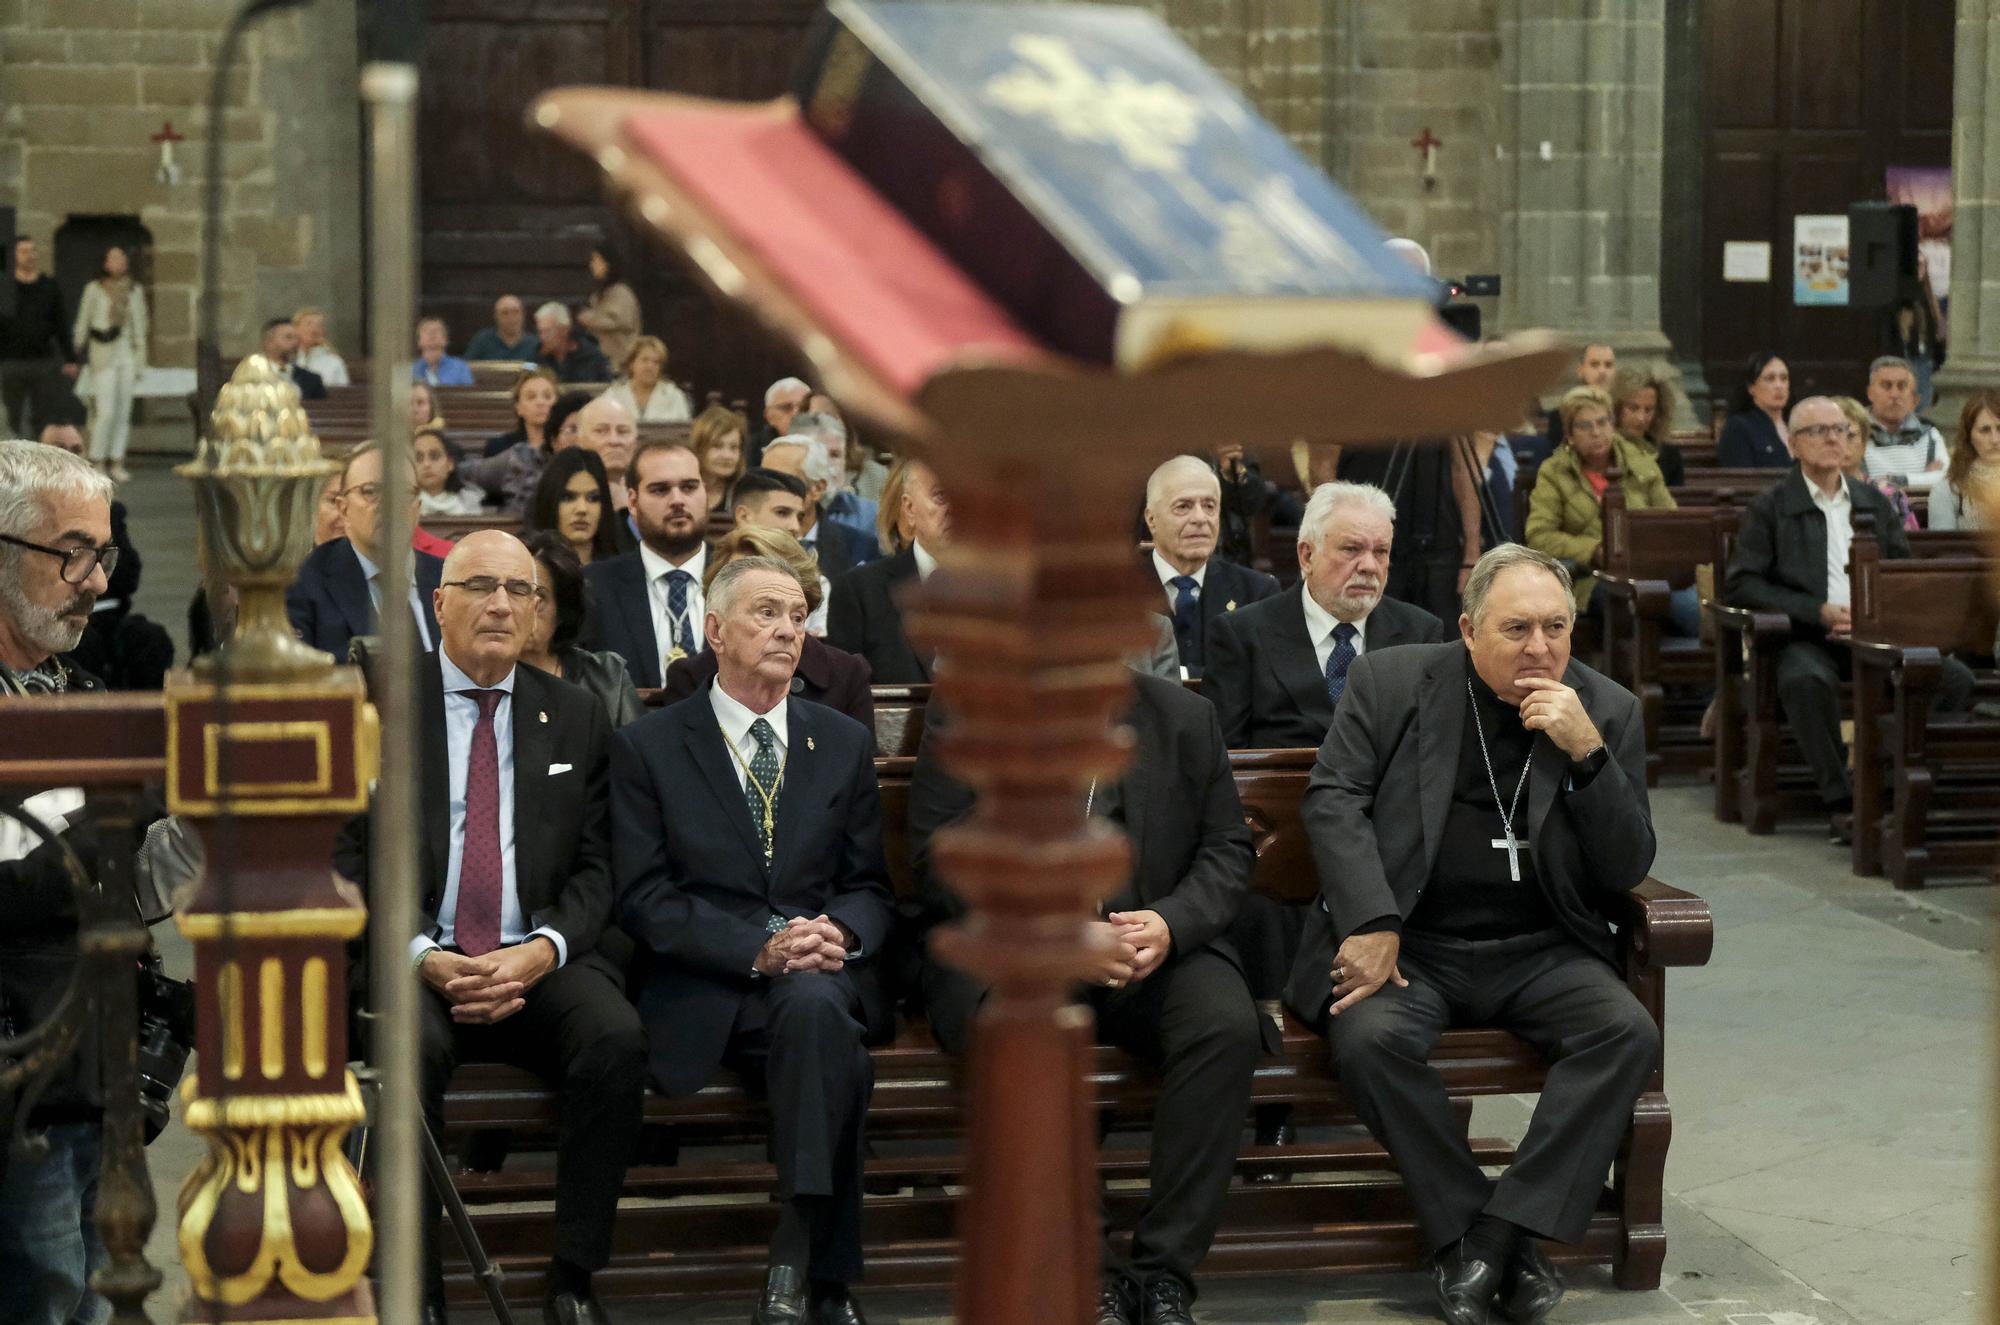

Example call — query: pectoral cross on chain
[1490,830,1526,883]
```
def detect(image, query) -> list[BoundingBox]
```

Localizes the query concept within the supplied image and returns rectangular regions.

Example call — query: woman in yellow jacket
[1526,385,1700,635]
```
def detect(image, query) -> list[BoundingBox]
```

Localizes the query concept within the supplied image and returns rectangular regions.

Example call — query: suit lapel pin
[1225,600,1237,611]
[807,736,816,751]
[539,711,548,724]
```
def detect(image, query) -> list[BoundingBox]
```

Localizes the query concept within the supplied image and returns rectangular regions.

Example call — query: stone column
[1931,0,2000,418]
[1498,1,1673,366]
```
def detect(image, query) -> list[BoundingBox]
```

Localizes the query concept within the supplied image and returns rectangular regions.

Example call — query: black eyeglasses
[442,576,542,601]
[0,534,120,585]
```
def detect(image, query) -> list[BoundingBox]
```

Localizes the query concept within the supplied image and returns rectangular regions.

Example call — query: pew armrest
[1605,877,1714,970]
[1707,602,1792,644]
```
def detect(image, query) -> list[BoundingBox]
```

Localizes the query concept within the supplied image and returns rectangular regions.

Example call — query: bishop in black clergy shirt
[909,673,1261,1325]
[614,555,895,1325]
[582,438,711,688]
[1206,480,1442,749]
[1285,545,1659,1325]
[1141,455,1279,677]
[336,531,643,1325]
[827,458,950,684]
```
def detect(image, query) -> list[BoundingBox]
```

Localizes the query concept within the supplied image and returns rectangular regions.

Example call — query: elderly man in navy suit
[1142,455,1279,677]
[286,441,442,661]
[614,555,895,1325]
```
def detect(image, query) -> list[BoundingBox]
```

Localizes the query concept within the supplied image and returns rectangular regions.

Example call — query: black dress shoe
[1095,1274,1137,1325]
[1142,1275,1196,1325]
[545,1289,615,1325]
[811,1280,868,1325]
[1497,1240,1564,1325]
[753,1266,811,1325]
[1431,1242,1503,1325]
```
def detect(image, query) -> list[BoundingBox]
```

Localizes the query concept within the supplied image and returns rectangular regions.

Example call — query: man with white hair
[1142,454,1279,677]
[535,301,611,384]
[761,436,878,579]
[576,392,641,533]
[1207,481,1443,749]
[750,376,812,466]
[788,410,878,541]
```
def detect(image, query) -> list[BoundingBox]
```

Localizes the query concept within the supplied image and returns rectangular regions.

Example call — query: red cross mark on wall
[1411,127,1442,189]
[151,121,186,146]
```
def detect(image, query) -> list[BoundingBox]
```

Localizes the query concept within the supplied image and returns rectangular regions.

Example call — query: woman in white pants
[72,245,147,482]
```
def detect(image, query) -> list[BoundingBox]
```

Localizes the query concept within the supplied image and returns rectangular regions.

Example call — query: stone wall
[0,0,364,368]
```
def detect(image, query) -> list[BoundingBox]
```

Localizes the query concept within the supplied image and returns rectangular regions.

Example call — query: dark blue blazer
[612,692,896,1095]
[285,537,442,664]
[1717,409,1792,469]
[809,517,880,581]
[581,550,710,690]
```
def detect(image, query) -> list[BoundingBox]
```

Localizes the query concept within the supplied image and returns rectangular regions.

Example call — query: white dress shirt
[641,540,707,671]
[351,543,434,650]
[913,539,940,583]
[1301,588,1368,673]
[296,343,351,387]
[1806,472,1854,609]
[1151,549,1205,613]
[409,650,567,967]
[710,681,790,792]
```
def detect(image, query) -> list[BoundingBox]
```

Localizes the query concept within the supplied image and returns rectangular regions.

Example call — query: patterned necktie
[456,689,505,956]
[1169,575,1201,669]
[745,717,782,864]
[664,569,694,660]
[1325,622,1359,706]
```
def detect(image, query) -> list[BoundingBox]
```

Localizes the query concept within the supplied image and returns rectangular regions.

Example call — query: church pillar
[1931,0,2000,419]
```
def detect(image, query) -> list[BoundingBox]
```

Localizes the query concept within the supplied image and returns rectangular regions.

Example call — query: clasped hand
[422,937,557,1025]
[754,914,852,978]
[1089,910,1172,989]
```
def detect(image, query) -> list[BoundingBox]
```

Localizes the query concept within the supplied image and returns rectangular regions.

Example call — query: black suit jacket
[286,362,327,401]
[285,537,442,663]
[1723,468,1911,634]
[661,634,875,730]
[808,517,880,582]
[1716,410,1792,469]
[1283,642,1654,1023]
[581,549,707,690]
[1205,585,1444,749]
[827,547,931,684]
[613,692,897,1095]
[1151,554,1281,676]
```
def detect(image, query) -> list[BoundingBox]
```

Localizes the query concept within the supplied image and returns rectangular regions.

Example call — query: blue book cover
[795,0,1437,369]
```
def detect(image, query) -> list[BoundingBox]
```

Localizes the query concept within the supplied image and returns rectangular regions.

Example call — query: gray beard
[0,576,90,659]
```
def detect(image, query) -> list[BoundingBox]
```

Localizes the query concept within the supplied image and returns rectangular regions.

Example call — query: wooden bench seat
[1594,493,1720,784]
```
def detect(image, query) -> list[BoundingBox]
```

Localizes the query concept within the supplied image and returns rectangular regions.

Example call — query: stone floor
[110,444,1991,1324]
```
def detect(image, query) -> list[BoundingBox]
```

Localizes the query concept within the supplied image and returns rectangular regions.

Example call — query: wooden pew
[1848,536,2000,887]
[1594,491,1715,784]
[433,747,1714,1305]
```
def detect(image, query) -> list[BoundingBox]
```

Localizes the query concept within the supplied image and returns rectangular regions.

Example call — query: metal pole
[361,58,423,1325]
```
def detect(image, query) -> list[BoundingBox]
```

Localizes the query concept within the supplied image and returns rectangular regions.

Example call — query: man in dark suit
[614,555,896,1325]
[582,437,710,688]
[1207,481,1443,748]
[261,316,326,399]
[1724,395,1973,827]
[827,458,948,684]
[338,531,644,1325]
[760,437,879,580]
[1286,545,1660,1325]
[910,673,1260,1325]
[1141,455,1279,677]
[286,442,442,661]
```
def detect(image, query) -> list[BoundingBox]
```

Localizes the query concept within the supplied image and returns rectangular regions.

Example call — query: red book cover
[620,102,1048,400]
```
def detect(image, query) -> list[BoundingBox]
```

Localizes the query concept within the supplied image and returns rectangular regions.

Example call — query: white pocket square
[548,762,573,776]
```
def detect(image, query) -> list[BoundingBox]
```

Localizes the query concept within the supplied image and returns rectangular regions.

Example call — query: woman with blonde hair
[1832,396,1918,531]
[689,403,748,512]
[604,334,691,422]
[71,245,147,482]
[1608,364,1685,486]
[1931,389,2000,531]
[875,457,915,554]
[656,525,875,725]
[292,305,350,387]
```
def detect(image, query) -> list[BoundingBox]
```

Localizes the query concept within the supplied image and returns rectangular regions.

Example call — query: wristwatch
[1570,744,1610,778]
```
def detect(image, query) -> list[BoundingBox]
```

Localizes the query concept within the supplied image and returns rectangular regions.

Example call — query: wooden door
[1699,0,1952,405]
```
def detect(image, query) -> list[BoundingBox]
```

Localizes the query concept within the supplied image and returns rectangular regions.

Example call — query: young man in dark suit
[759,437,879,580]
[614,555,896,1325]
[582,437,710,688]
[827,458,948,684]
[338,531,644,1325]
[1141,455,1280,677]
[1206,481,1443,749]
[908,671,1261,1325]
[286,442,442,662]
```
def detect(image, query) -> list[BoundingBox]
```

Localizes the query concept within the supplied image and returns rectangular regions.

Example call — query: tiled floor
[111,436,1991,1324]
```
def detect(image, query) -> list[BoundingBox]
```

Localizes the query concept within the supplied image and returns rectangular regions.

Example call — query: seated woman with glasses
[517,530,643,727]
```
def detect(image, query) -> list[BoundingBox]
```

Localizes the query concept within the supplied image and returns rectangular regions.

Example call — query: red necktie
[455,688,505,956]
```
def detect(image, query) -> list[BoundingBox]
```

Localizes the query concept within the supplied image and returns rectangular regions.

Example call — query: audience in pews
[790,411,878,540]
[751,376,812,465]
[911,672,1261,1325]
[1929,389,2000,531]
[412,315,475,387]
[414,430,486,516]
[1543,342,1616,447]
[1526,386,1697,637]
[292,305,350,387]
[613,554,894,1325]
[528,447,627,567]
[1143,454,1280,678]
[1207,481,1442,750]
[337,530,644,1325]
[1862,355,1947,491]
[1723,396,1973,831]
[261,315,327,400]
[465,293,541,363]
[662,526,872,720]
[286,441,444,660]
[582,437,711,688]
[463,369,561,513]
[1716,353,1791,469]
[1833,396,1917,530]
[604,334,692,424]
[518,530,645,728]
[761,436,879,580]
[71,244,146,483]
[537,302,613,384]
[1609,364,1685,487]
[579,243,642,366]
[1289,543,1658,1325]
[828,457,948,683]
[691,402,749,513]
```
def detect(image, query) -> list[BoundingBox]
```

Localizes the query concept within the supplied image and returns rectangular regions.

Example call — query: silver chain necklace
[1467,679,1532,882]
